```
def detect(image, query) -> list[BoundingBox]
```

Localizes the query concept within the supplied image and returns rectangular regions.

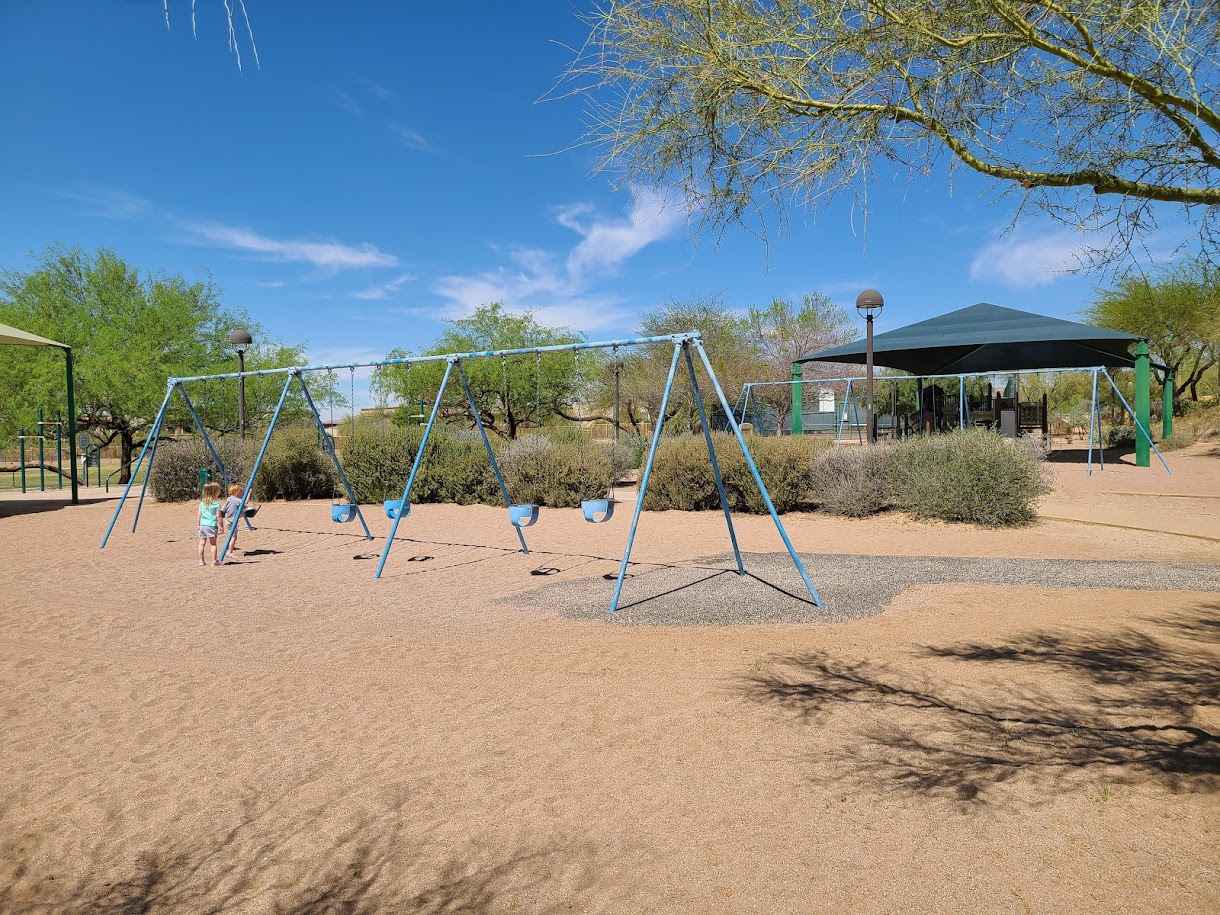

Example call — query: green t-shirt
[199,499,220,527]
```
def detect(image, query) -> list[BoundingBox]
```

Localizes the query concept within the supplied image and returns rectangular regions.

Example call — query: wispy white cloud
[181,220,399,271]
[970,228,1090,287]
[388,123,430,151]
[352,272,416,300]
[360,79,394,102]
[328,88,365,117]
[431,187,684,331]
[54,185,151,220]
[256,280,286,289]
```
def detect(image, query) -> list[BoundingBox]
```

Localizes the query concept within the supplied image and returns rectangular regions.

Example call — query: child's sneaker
[198,560,206,566]
[212,560,223,566]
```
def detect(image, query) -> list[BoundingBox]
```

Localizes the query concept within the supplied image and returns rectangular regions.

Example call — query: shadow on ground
[0,495,112,519]
[0,790,584,915]
[738,604,1220,803]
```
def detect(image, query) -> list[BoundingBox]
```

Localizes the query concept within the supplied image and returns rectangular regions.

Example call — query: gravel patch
[501,552,1220,626]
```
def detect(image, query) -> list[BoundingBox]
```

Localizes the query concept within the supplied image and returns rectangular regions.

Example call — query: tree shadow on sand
[0,790,584,915]
[737,604,1220,804]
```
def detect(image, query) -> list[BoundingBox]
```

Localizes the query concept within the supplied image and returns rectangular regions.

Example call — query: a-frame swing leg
[683,341,743,575]
[1087,369,1100,476]
[130,397,169,533]
[101,383,173,548]
[376,360,455,579]
[456,360,530,555]
[295,373,374,540]
[610,343,682,613]
[219,373,295,562]
[693,340,823,608]
[1100,368,1173,475]
[179,383,254,531]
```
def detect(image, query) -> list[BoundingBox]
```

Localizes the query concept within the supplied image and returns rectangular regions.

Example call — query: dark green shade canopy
[800,303,1143,375]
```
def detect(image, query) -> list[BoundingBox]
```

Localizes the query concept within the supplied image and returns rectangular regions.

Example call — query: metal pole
[1162,369,1174,440]
[613,347,621,443]
[959,376,966,430]
[295,373,374,541]
[1087,369,1098,476]
[179,384,253,532]
[18,428,25,493]
[611,343,682,612]
[376,360,455,579]
[683,342,743,575]
[130,404,169,533]
[865,315,875,444]
[101,385,174,547]
[456,360,530,555]
[694,341,822,608]
[237,348,246,440]
[56,412,63,489]
[791,362,803,434]
[219,374,295,562]
[38,408,45,491]
[65,348,78,505]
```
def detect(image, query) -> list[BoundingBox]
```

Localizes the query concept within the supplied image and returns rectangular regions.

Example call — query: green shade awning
[800,303,1142,375]
[0,322,69,349]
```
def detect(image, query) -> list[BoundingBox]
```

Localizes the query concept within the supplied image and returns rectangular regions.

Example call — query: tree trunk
[119,429,135,484]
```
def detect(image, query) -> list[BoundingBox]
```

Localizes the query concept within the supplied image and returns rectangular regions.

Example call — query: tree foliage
[1085,258,1220,404]
[565,0,1220,258]
[0,245,311,481]
[374,304,585,438]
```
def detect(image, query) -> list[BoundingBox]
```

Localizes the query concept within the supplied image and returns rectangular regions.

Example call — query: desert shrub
[341,425,500,505]
[500,434,613,507]
[1103,425,1137,448]
[617,432,650,469]
[1159,427,1197,451]
[341,425,423,503]
[642,433,825,513]
[148,437,253,502]
[255,426,339,501]
[888,428,1046,526]
[810,445,893,517]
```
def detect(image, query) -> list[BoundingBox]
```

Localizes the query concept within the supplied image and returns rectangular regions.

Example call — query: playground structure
[100,332,823,613]
[738,365,1171,476]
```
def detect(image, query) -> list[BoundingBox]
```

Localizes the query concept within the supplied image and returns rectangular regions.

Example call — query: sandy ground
[1,445,1217,913]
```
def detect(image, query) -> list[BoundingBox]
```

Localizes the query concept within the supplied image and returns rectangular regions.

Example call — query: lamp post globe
[855,291,884,443]
[228,328,253,439]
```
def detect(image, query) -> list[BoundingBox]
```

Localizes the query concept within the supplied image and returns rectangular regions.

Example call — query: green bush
[887,429,1047,526]
[148,437,253,503]
[500,434,613,507]
[810,445,893,517]
[253,426,339,501]
[341,425,422,503]
[1159,427,1196,451]
[341,425,500,507]
[642,433,825,514]
[1103,425,1137,448]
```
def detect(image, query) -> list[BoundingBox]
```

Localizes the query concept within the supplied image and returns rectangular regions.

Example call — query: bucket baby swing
[330,367,360,523]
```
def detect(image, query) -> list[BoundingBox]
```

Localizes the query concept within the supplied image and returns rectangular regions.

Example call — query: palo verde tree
[565,1,1220,260]
[375,303,584,438]
[0,244,308,482]
[1085,258,1220,407]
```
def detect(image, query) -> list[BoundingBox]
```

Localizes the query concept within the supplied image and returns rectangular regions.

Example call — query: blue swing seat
[580,499,615,523]
[509,503,539,527]
[331,503,359,523]
[384,499,410,520]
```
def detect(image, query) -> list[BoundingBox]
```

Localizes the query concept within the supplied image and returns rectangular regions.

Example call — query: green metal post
[37,408,45,491]
[56,412,63,489]
[18,428,26,493]
[1162,369,1174,440]
[791,362,803,434]
[1135,341,1150,467]
[65,347,78,505]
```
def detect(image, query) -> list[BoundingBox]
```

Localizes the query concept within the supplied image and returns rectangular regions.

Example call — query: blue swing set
[101,332,823,613]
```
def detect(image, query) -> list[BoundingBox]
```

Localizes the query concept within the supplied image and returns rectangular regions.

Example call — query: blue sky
[0,0,1197,401]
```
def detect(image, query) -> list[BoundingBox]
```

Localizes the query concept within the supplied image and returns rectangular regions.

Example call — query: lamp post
[855,289,884,444]
[228,328,253,439]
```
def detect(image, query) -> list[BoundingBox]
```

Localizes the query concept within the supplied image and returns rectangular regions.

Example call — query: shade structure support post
[179,383,254,531]
[100,384,173,547]
[455,359,530,556]
[65,347,78,504]
[694,340,822,608]
[683,341,743,575]
[1100,368,1172,475]
[375,360,455,579]
[219,373,295,561]
[611,342,682,613]
[295,372,373,541]
[959,376,967,430]
[791,362,803,434]
[1135,341,1151,467]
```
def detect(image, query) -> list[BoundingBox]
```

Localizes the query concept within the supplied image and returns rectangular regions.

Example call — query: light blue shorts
[198,525,218,539]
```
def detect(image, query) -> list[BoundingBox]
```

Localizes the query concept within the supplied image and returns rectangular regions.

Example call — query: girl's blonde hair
[229,483,243,496]
[202,481,223,501]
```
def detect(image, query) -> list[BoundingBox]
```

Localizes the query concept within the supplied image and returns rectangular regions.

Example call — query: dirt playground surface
[1,445,1217,913]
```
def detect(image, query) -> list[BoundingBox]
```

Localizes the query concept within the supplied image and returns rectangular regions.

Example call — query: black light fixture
[228,328,253,439]
[855,290,884,444]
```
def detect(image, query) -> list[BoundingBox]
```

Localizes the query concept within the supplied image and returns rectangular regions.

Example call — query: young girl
[198,481,224,566]
[221,483,245,553]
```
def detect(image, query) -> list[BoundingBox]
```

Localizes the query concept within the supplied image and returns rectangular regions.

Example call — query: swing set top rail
[165,332,701,386]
